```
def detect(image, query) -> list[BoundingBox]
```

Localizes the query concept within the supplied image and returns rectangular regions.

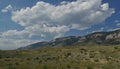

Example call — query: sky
[0,0,120,50]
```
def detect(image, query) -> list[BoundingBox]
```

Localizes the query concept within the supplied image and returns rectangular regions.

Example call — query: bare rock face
[18,29,120,50]
[118,32,120,38]
[106,33,116,40]
[106,32,120,40]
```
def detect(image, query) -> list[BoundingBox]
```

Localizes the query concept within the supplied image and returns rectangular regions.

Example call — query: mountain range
[18,29,120,50]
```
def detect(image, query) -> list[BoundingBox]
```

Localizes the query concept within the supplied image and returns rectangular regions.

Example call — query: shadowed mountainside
[18,29,120,50]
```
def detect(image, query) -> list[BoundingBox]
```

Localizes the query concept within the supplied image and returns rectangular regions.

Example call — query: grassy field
[0,45,120,69]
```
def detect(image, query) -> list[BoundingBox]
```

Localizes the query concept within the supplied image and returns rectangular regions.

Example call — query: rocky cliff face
[18,29,120,50]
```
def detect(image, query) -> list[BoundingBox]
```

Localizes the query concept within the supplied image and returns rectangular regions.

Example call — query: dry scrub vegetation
[0,45,120,69]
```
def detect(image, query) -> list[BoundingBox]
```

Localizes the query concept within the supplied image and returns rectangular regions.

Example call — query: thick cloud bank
[10,0,114,38]
[0,0,115,49]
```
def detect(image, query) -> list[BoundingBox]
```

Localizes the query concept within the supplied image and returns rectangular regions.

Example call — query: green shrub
[67,65,71,68]
[87,66,93,69]
[94,59,99,62]
[114,47,118,49]
[8,64,15,69]
[43,65,48,69]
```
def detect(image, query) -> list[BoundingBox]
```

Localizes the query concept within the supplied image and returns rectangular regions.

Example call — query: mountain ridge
[18,29,120,50]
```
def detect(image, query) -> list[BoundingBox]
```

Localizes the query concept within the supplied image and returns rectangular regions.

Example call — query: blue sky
[0,0,120,50]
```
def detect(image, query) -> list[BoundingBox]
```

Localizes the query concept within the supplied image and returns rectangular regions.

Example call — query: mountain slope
[18,36,81,50]
[18,29,120,50]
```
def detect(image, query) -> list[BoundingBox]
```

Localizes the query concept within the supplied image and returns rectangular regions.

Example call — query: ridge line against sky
[0,0,120,50]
